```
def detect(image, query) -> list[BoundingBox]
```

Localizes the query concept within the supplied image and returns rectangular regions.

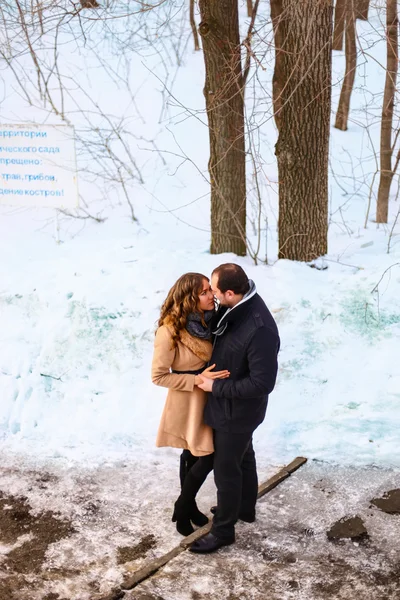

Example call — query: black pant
[211,430,258,542]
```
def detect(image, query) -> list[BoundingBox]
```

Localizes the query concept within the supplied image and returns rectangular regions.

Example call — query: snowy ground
[127,462,400,600]
[0,459,399,600]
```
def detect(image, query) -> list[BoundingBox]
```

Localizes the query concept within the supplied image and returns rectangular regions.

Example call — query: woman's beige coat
[152,324,214,456]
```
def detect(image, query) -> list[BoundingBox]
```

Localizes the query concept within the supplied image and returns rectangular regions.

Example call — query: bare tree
[334,0,357,131]
[275,0,333,261]
[333,0,346,50]
[271,0,284,131]
[198,0,246,255]
[376,0,399,223]
[247,0,253,18]
[80,0,100,7]
[356,0,369,20]
[190,0,200,50]
[0,0,179,222]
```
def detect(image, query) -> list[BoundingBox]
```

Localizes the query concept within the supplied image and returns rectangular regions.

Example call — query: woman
[152,272,228,536]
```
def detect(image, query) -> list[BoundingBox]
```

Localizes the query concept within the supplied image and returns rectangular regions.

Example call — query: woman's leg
[173,454,214,535]
[187,453,214,484]
[179,449,199,488]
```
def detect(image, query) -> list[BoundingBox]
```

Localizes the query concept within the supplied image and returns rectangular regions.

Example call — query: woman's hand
[195,364,230,385]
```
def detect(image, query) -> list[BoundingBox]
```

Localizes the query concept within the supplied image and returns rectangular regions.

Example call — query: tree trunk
[190,0,200,51]
[276,0,332,262]
[247,0,253,17]
[334,0,356,131]
[356,0,369,20]
[376,0,398,223]
[80,0,99,7]
[271,0,284,131]
[333,0,346,50]
[199,0,246,256]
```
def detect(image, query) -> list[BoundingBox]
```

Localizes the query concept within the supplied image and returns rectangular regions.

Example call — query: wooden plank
[285,456,308,474]
[257,456,307,498]
[121,546,185,590]
[180,522,212,549]
[257,468,291,498]
[121,456,307,591]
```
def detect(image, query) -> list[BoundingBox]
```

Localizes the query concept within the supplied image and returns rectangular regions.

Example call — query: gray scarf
[186,310,214,340]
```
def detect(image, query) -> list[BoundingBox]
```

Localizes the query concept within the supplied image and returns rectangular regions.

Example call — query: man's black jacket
[204,293,280,433]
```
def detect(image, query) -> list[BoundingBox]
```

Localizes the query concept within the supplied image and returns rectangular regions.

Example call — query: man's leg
[211,430,253,542]
[239,438,258,521]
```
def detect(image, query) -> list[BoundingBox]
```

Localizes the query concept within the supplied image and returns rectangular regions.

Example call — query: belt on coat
[171,368,204,375]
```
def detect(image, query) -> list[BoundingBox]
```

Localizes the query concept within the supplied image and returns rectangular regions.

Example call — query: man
[190,263,280,554]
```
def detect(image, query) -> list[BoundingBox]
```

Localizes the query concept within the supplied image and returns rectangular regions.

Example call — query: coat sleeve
[212,327,279,399]
[151,326,196,392]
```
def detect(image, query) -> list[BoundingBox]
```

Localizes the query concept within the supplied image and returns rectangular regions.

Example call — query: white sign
[0,124,78,208]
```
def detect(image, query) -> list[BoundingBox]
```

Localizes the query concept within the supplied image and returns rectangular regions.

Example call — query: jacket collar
[212,280,257,336]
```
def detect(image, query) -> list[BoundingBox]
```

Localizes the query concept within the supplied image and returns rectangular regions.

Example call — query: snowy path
[0,458,399,599]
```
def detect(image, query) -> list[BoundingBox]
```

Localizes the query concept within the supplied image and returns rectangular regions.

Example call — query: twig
[40,373,63,381]
[242,0,261,87]
[371,263,400,294]
[189,0,200,51]
[387,178,400,253]
[323,258,364,270]
[58,208,107,223]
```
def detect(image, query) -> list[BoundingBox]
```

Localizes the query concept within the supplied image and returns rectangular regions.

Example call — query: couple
[151,263,280,553]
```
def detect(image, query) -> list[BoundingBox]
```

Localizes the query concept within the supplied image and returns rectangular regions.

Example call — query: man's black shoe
[189,532,234,554]
[210,506,255,523]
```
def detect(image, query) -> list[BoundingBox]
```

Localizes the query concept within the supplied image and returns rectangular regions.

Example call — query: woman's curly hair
[158,272,210,347]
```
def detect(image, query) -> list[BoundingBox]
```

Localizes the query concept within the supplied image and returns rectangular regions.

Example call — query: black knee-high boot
[173,451,195,535]
[173,452,208,535]
[179,451,209,528]
[172,470,208,535]
[179,450,197,488]
[172,453,213,536]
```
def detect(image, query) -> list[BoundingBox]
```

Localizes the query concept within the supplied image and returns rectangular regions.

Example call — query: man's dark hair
[212,263,250,295]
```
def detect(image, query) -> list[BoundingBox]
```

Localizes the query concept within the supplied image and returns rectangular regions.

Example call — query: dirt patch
[0,491,75,600]
[98,590,126,600]
[34,473,59,490]
[327,516,369,542]
[129,594,165,600]
[0,491,74,573]
[117,535,157,564]
[0,576,25,600]
[371,489,400,514]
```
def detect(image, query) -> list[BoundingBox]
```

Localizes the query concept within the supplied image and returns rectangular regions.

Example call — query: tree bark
[199,0,246,256]
[333,0,346,50]
[276,0,332,262]
[356,0,370,20]
[271,0,284,131]
[334,0,356,131]
[190,0,200,51]
[80,0,99,7]
[376,0,398,223]
[247,0,253,17]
